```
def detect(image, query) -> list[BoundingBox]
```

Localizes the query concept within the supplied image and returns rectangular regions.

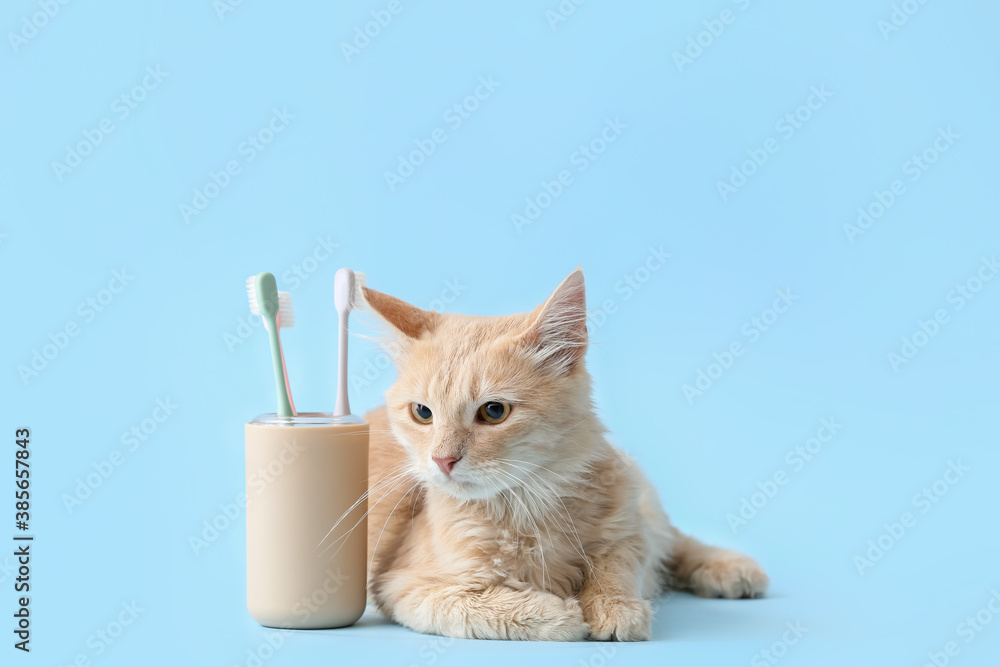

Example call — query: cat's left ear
[517,267,588,375]
[360,286,439,340]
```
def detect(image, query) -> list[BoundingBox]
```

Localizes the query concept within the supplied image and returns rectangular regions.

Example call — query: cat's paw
[582,595,652,641]
[516,593,590,641]
[688,552,769,599]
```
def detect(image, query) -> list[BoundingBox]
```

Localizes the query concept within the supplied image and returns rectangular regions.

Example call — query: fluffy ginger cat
[359,268,768,641]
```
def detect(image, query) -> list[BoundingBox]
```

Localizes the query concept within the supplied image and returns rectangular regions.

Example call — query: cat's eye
[411,403,433,424]
[478,401,511,424]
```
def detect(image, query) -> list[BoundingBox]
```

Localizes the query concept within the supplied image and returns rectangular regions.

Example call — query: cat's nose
[432,455,460,475]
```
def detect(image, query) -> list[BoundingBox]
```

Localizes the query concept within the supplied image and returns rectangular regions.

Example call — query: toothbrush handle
[334,311,350,417]
[266,318,294,418]
[277,328,297,416]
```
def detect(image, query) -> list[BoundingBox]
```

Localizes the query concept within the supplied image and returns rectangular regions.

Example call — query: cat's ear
[360,286,439,340]
[517,267,588,375]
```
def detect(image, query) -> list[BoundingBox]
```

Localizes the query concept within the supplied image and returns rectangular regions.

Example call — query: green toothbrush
[246,271,296,418]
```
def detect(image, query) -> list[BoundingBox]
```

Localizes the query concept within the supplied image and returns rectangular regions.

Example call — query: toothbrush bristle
[246,275,294,327]
[276,293,295,328]
[246,276,259,312]
[350,271,367,310]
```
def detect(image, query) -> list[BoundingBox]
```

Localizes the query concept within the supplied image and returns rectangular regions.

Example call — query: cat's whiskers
[490,472,544,585]
[486,470,545,590]
[497,459,591,551]
[481,477,523,559]
[491,468,552,592]
[409,484,425,529]
[319,473,416,564]
[318,474,410,557]
[369,481,422,574]
[315,462,412,549]
[317,466,419,560]
[498,457,580,488]
[497,460,607,591]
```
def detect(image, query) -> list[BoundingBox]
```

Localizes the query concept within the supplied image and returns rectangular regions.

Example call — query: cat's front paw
[689,552,769,599]
[518,593,590,641]
[582,595,652,641]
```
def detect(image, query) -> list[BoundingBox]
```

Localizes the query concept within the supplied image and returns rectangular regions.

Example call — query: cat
[359,268,768,641]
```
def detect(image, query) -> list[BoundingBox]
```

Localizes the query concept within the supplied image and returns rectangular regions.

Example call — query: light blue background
[2,1,999,665]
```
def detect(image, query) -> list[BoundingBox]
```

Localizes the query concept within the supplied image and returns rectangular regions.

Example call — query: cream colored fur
[356,269,768,641]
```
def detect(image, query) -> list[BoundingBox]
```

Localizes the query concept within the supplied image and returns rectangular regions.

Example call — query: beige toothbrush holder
[245,412,368,629]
